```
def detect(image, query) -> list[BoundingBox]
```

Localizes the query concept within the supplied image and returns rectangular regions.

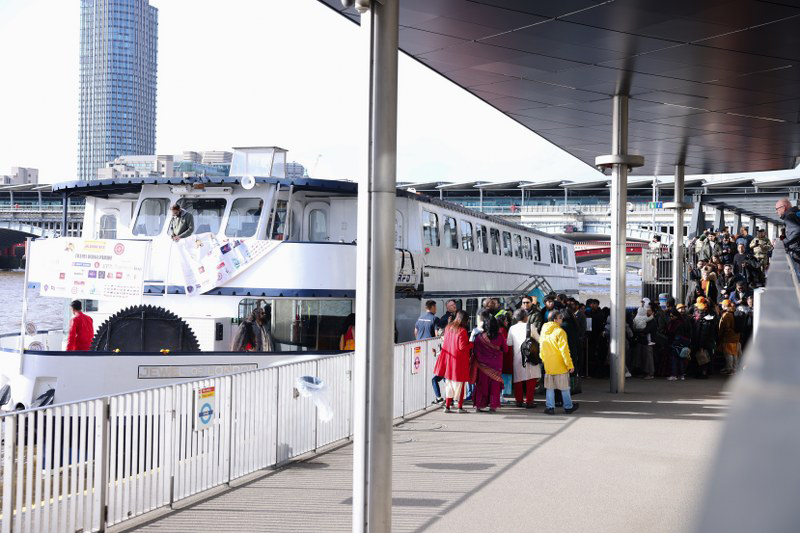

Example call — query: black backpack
[520,321,541,367]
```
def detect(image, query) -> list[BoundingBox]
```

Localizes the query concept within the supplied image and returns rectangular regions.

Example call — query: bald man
[776,198,800,268]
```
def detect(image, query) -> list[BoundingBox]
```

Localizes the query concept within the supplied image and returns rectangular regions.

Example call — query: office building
[0,167,39,185]
[78,0,158,181]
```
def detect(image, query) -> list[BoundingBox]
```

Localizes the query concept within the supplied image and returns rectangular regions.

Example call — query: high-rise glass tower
[78,0,158,181]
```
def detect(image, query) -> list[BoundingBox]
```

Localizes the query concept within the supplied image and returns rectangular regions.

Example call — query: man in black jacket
[776,198,800,273]
[716,263,743,303]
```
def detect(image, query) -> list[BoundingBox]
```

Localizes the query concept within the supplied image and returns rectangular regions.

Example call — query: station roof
[320,1,800,176]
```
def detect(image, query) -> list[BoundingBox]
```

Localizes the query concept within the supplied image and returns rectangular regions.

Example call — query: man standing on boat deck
[168,203,194,241]
[67,300,94,351]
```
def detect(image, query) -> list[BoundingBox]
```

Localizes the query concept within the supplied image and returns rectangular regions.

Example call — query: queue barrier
[0,337,443,532]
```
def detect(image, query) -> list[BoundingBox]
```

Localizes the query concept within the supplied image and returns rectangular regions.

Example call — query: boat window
[490,228,501,255]
[534,239,541,262]
[237,298,353,351]
[133,198,169,236]
[561,245,569,265]
[460,220,474,251]
[476,224,488,253]
[308,209,328,241]
[443,216,458,249]
[556,245,564,264]
[465,298,478,329]
[177,198,227,234]
[522,237,532,260]
[550,243,557,263]
[99,214,117,239]
[513,234,522,258]
[502,231,513,257]
[272,299,354,351]
[225,198,263,237]
[422,211,440,247]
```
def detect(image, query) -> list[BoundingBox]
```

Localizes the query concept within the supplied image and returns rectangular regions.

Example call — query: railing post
[2,415,16,533]
[98,397,110,531]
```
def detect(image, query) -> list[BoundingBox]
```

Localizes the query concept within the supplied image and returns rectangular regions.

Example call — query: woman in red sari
[473,310,506,412]
[442,310,472,413]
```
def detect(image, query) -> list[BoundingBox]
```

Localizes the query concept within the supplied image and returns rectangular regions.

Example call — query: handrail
[693,245,800,532]
[0,337,443,532]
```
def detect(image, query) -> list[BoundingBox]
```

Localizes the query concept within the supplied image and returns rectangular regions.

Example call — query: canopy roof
[320,0,800,176]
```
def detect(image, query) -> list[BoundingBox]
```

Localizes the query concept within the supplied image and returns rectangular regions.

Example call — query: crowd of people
[420,294,586,415]
[417,213,795,411]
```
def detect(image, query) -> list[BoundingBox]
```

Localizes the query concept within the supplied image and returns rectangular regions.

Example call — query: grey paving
[131,376,729,533]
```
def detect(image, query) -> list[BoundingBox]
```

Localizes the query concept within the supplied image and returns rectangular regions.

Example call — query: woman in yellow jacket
[540,311,580,415]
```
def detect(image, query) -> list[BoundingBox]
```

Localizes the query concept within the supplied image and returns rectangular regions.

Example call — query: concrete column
[672,164,685,303]
[748,215,757,235]
[352,1,398,532]
[595,94,643,394]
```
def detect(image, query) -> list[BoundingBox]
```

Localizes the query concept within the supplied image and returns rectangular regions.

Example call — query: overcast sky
[0,0,603,184]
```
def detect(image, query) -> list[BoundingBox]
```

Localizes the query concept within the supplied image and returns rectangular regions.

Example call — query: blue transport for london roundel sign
[199,402,214,425]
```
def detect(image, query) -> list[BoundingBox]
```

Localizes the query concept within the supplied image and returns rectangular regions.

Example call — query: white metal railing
[0,337,442,532]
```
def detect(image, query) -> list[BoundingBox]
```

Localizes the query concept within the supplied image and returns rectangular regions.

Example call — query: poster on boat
[29,237,149,301]
[175,233,279,296]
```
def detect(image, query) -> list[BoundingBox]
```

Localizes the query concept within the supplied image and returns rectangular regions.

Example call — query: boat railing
[0,337,443,532]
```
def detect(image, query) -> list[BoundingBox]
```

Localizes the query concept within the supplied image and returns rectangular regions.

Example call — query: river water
[0,271,66,335]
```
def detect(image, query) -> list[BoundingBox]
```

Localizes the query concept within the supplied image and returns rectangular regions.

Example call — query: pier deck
[128,377,728,533]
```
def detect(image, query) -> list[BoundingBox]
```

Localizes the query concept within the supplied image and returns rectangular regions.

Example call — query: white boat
[0,147,577,409]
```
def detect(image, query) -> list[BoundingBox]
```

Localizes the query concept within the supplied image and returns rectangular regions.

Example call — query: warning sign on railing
[194,386,216,431]
[411,345,422,375]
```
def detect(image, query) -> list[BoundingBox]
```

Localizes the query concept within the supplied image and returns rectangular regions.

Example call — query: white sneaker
[625,371,632,378]
[667,376,678,381]
[680,375,685,381]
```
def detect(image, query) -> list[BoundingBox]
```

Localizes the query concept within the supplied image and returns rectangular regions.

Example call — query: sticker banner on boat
[29,238,149,300]
[176,234,280,295]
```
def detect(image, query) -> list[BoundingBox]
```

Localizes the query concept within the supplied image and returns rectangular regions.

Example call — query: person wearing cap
[750,228,773,271]
[168,203,195,241]
[690,297,717,379]
[717,299,740,375]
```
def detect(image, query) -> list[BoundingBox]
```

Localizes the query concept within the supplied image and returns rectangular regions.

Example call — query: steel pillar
[688,194,705,238]
[352,1,398,532]
[672,164,685,303]
[61,192,69,236]
[596,94,643,394]
[748,215,757,235]
[713,207,725,232]
[479,188,483,211]
[733,212,743,234]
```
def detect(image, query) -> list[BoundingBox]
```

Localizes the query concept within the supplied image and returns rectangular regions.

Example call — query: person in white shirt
[507,309,542,408]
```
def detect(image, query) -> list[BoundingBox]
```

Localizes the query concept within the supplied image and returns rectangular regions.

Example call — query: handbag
[695,348,711,366]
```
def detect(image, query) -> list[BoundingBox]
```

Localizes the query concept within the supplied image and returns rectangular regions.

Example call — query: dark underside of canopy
[319,0,800,176]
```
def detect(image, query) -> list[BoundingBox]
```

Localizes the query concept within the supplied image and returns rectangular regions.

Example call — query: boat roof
[52,176,359,196]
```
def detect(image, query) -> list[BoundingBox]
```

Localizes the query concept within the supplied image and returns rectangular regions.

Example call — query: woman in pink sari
[473,310,506,412]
